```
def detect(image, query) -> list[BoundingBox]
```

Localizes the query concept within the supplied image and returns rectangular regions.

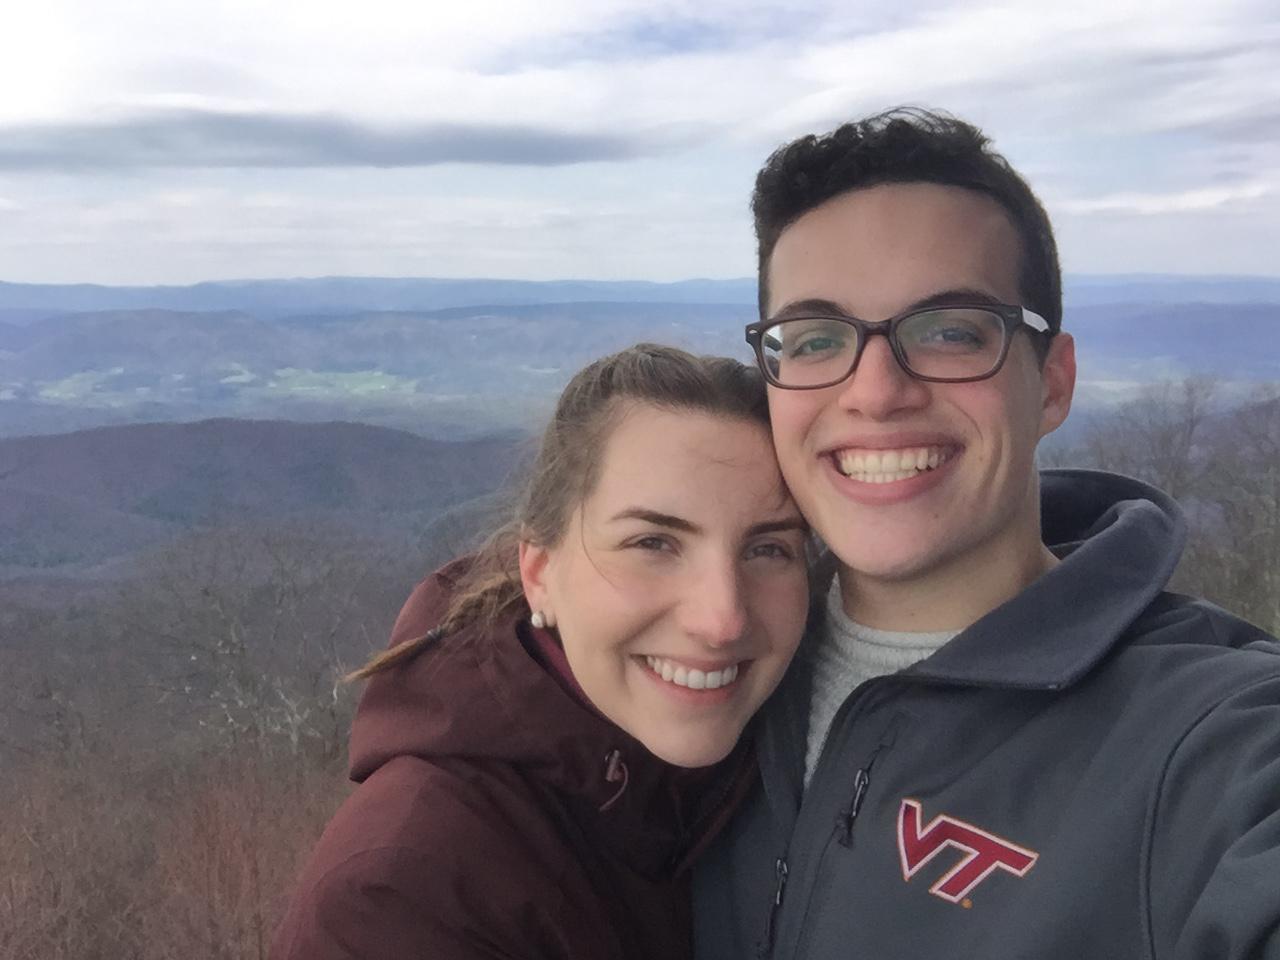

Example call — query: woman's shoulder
[385,557,476,646]
[330,754,568,879]
[272,755,575,960]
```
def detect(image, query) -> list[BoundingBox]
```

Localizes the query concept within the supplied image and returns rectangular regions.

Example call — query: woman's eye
[746,541,796,561]
[630,535,674,553]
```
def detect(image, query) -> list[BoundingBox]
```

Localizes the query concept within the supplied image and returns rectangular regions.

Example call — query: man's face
[764,182,1075,615]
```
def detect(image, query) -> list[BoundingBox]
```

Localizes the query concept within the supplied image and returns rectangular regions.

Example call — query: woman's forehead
[584,404,791,523]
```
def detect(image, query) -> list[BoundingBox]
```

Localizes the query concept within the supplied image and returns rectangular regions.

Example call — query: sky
[0,0,1277,285]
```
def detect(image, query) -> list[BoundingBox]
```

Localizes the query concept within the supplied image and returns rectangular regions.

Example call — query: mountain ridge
[0,418,522,569]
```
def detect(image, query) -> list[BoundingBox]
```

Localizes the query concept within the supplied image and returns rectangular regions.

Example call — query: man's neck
[838,532,1059,633]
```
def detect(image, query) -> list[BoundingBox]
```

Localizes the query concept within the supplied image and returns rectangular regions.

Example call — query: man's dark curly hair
[752,108,1062,352]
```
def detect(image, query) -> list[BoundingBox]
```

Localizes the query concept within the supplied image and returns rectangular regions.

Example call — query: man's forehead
[766,182,1023,317]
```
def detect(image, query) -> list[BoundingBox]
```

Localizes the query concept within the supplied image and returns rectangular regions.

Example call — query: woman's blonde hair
[349,342,770,680]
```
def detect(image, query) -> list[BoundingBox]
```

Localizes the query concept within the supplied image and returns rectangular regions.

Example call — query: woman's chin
[641,733,738,769]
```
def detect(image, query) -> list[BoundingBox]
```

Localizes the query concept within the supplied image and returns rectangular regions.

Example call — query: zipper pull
[836,766,871,848]
[755,857,789,958]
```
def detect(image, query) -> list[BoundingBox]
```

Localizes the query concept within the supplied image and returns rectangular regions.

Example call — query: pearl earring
[531,611,546,629]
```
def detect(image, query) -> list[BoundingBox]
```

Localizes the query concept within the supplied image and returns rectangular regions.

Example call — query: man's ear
[1038,332,1076,438]
[518,540,554,618]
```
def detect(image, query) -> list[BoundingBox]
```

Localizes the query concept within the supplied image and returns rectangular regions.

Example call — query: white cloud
[0,0,1276,282]
[1060,181,1274,215]
[0,165,758,284]
[5,0,1274,154]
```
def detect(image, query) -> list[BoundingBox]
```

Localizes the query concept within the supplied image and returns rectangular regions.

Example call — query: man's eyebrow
[769,298,845,320]
[769,288,1004,322]
[906,288,1004,311]
[608,508,700,534]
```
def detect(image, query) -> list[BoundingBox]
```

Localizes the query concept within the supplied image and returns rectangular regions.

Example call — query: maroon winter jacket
[270,561,756,960]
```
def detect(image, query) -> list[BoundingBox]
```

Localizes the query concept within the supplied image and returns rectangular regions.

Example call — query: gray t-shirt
[804,578,958,785]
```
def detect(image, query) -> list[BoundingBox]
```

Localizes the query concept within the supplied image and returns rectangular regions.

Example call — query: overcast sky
[1,0,1277,284]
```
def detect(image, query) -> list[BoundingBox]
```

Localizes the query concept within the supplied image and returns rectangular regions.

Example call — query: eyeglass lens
[760,308,1008,386]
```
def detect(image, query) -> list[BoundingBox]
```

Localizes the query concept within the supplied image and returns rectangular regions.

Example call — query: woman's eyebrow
[608,510,808,538]
[747,518,809,537]
[608,508,700,533]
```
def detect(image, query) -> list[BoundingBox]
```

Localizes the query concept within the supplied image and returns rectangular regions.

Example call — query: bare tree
[1048,377,1280,635]
[107,520,419,758]
[1067,377,1218,500]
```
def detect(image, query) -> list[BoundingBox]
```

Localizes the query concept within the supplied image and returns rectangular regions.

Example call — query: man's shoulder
[1126,590,1280,661]
[1094,592,1280,729]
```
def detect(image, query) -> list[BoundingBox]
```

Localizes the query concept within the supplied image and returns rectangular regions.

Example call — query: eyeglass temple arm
[1021,308,1050,333]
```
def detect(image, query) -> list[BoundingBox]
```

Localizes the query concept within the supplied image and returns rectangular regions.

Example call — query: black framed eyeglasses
[745,302,1052,389]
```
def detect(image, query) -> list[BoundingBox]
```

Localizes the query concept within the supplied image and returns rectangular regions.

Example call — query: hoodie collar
[904,469,1186,690]
[348,567,753,879]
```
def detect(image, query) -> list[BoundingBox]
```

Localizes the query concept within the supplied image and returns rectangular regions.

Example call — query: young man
[694,110,1280,958]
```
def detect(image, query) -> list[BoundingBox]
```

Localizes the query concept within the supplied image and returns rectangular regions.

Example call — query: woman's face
[520,401,810,768]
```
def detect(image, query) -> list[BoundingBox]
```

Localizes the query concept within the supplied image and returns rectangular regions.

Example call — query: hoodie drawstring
[598,749,629,812]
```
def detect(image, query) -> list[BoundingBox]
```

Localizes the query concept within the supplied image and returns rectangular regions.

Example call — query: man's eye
[788,332,849,358]
[920,325,986,347]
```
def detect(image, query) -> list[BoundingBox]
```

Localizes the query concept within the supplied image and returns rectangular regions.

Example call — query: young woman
[270,343,811,960]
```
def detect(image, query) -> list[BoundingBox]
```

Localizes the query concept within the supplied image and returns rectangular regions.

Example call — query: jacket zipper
[755,856,789,959]
[836,738,888,848]
[756,723,890,956]
[788,715,902,960]
[756,667,901,960]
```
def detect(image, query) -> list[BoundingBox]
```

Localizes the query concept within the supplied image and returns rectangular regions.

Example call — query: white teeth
[644,656,740,690]
[836,445,949,482]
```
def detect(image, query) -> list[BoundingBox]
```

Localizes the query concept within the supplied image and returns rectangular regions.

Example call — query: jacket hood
[347,559,754,877]
[906,468,1188,690]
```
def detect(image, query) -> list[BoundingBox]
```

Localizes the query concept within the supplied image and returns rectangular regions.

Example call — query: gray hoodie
[694,469,1280,959]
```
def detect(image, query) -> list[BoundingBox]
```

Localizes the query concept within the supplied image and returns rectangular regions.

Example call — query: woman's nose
[679,562,748,647]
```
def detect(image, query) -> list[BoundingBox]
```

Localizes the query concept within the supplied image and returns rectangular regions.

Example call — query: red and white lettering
[897,799,1038,903]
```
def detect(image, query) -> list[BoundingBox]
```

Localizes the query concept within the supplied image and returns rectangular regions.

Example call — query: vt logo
[897,799,1038,904]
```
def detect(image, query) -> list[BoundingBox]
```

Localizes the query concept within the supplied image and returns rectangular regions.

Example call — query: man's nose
[835,333,930,419]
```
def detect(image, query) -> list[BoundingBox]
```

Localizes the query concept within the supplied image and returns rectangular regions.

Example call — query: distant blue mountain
[1,275,1277,440]
[1,273,1278,322]
[1065,275,1280,307]
[1067,302,1280,379]
[0,276,760,321]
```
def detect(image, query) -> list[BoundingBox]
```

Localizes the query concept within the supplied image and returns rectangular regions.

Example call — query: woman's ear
[518,540,554,622]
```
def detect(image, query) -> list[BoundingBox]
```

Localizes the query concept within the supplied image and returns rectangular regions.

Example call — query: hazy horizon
[4,269,1280,290]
